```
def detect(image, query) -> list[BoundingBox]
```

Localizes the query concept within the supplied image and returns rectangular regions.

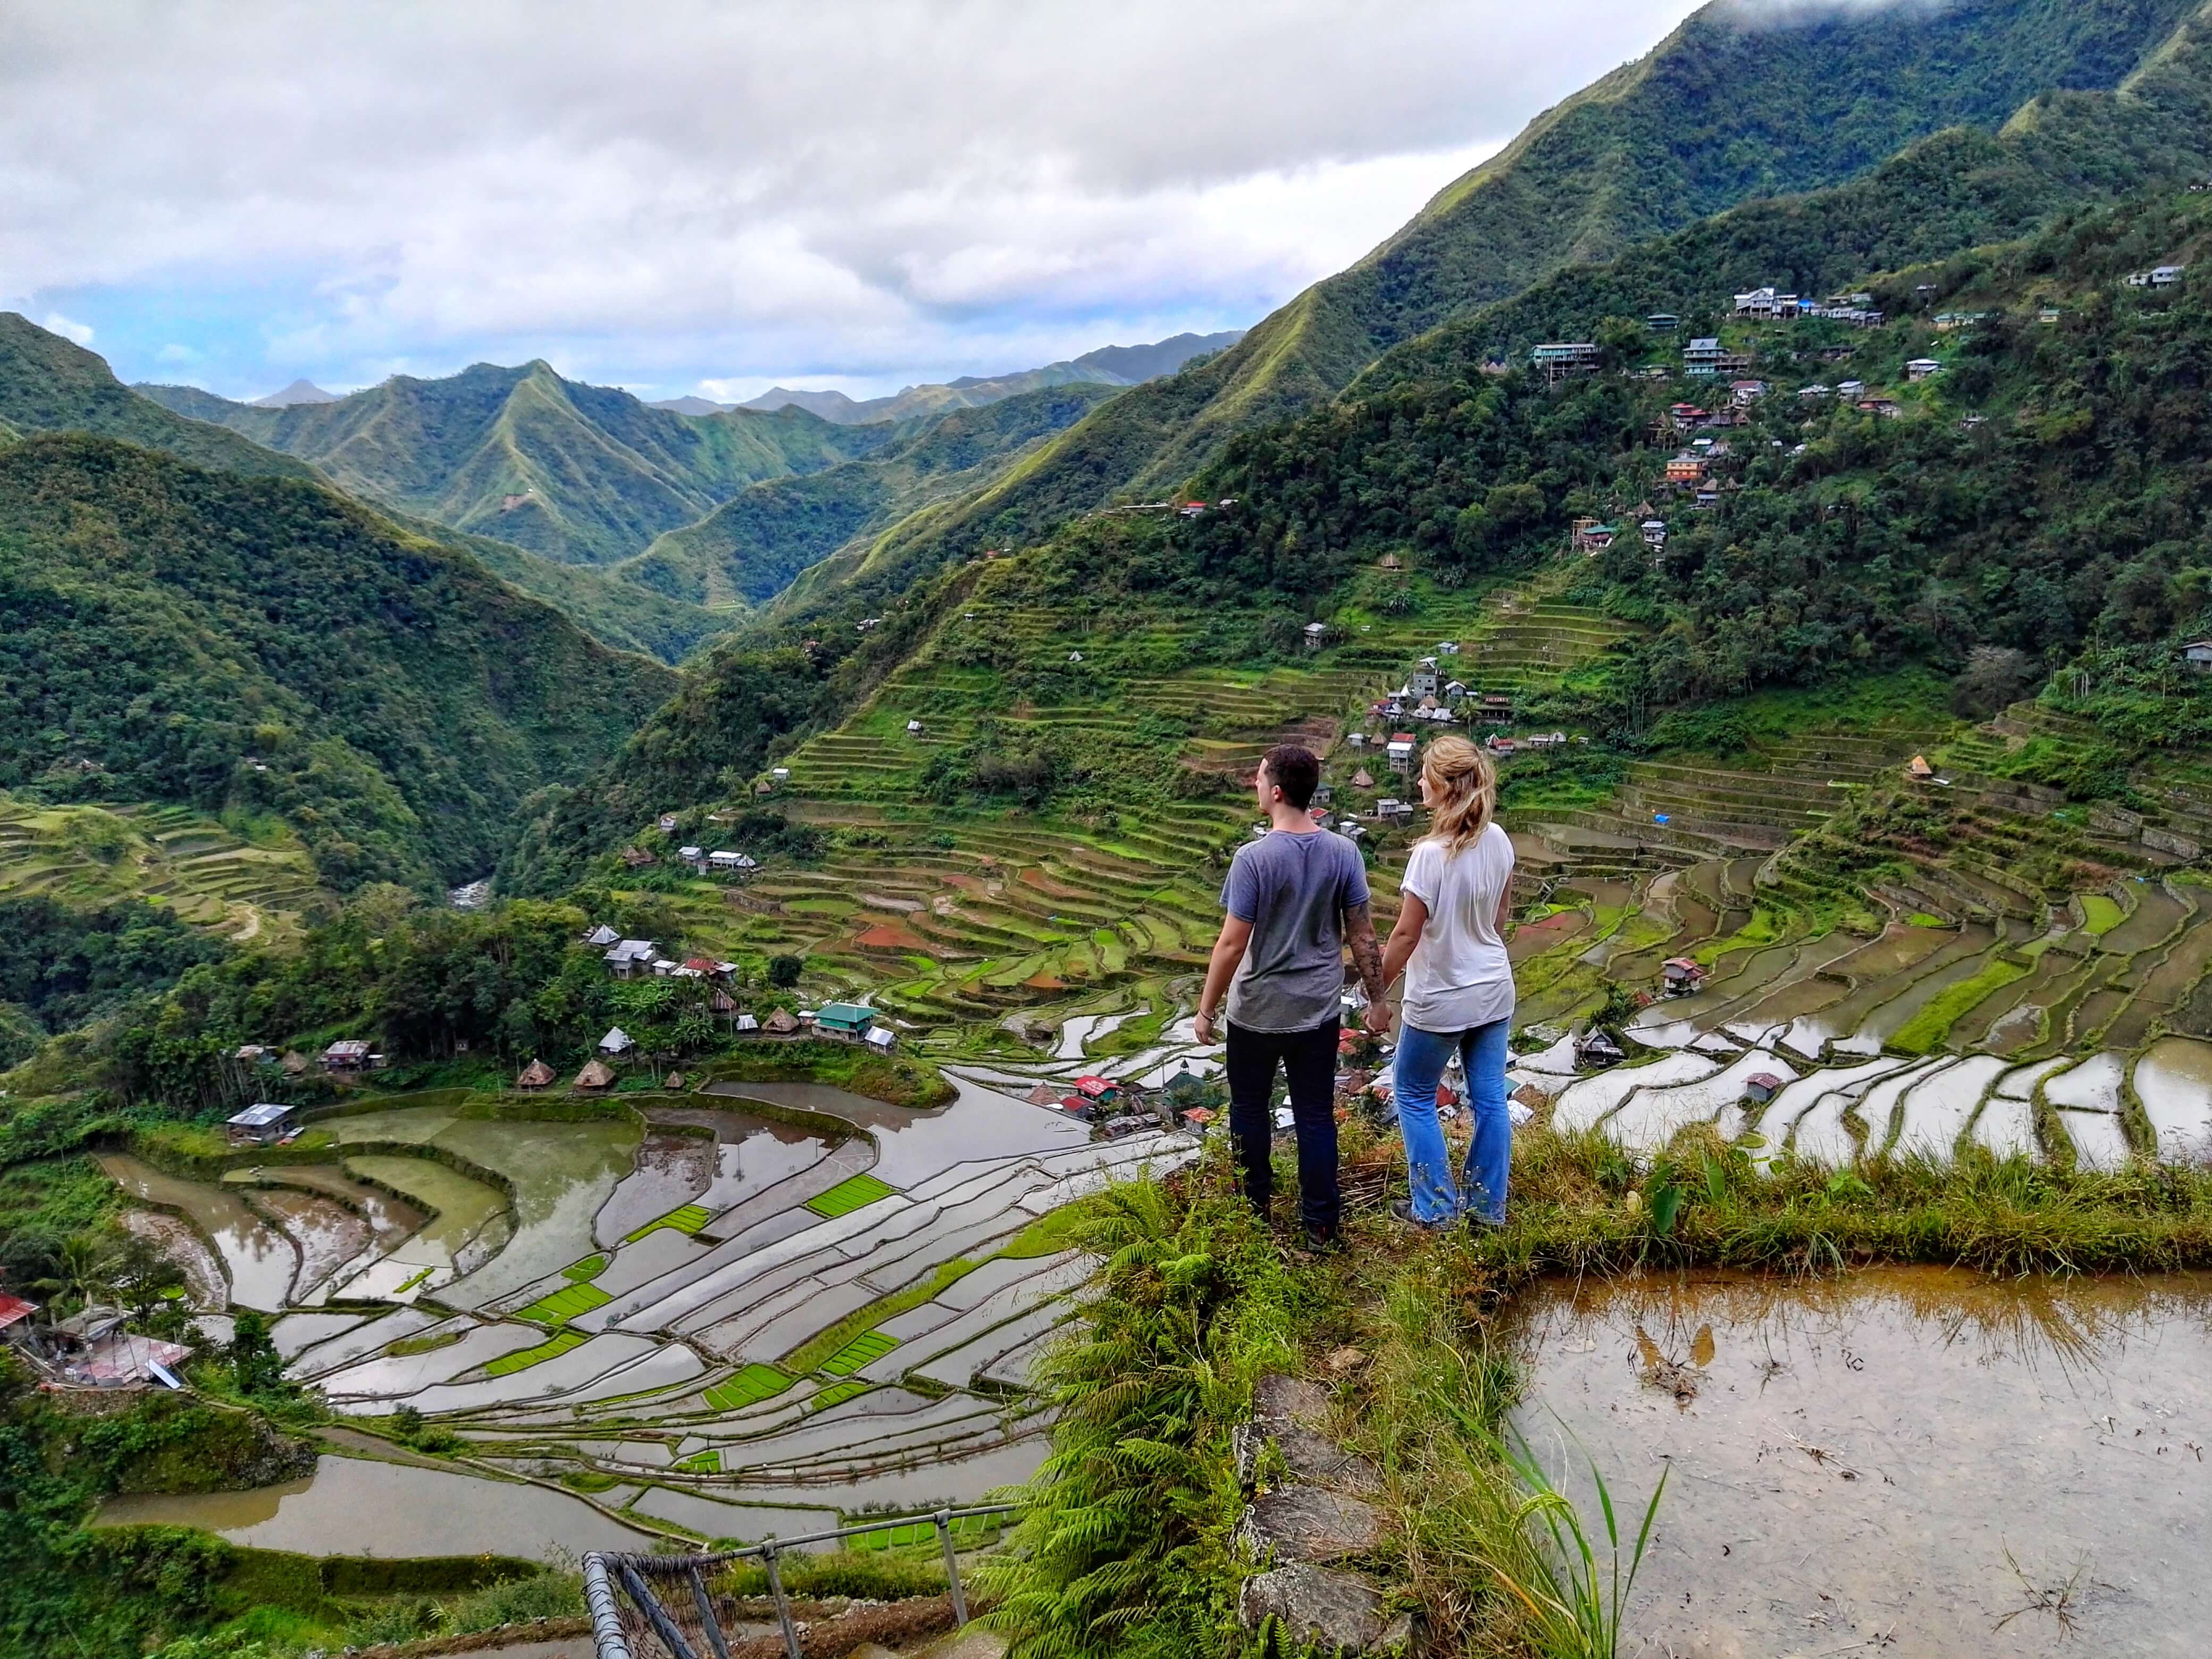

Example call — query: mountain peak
[251,378,339,407]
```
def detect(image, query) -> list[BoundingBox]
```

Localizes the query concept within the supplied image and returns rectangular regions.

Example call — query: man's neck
[1266,803,1319,834]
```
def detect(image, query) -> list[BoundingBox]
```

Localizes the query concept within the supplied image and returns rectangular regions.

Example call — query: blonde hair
[1419,734,1497,856]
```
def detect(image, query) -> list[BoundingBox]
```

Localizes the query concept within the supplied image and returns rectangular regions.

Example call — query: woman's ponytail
[1419,734,1497,856]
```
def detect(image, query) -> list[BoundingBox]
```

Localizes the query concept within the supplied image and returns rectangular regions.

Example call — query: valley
[18,3,2212,1656]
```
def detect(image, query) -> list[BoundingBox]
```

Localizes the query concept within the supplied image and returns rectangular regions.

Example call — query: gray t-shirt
[1220,828,1371,1033]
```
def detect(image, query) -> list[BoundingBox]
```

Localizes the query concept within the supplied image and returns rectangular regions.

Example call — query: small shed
[1025,1084,1063,1107]
[0,1293,37,1345]
[907,719,926,735]
[225,1102,298,1147]
[574,1059,617,1092]
[621,847,656,868]
[1352,768,1374,790]
[516,1059,556,1091]
[1577,1030,1624,1068]
[1661,958,1706,994]
[1905,358,1943,382]
[1180,1107,1217,1128]
[764,1009,800,1036]
[658,814,680,833]
[598,1027,636,1057]
[865,1027,896,1053]
[1907,754,1936,779]
[320,1040,372,1073]
[1743,1073,1783,1105]
[2182,640,2212,672]
[732,1013,759,1034]
[584,924,621,947]
[1074,1075,1119,1104]
[1304,622,1328,649]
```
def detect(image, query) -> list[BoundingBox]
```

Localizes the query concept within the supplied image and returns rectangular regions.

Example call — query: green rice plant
[1483,1420,1667,1659]
[702,1363,792,1411]
[485,1329,586,1377]
[515,1281,611,1326]
[806,1172,898,1218]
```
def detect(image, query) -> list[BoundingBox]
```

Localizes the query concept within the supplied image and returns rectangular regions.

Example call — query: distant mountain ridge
[0,317,678,888]
[712,330,1245,424]
[253,378,338,407]
[138,362,893,566]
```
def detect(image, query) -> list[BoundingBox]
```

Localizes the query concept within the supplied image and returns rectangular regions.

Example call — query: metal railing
[583,1503,1019,1659]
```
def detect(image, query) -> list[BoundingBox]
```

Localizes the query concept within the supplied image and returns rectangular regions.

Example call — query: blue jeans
[1392,1018,1512,1225]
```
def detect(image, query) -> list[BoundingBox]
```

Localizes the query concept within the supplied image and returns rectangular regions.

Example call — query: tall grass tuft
[1482,1422,1666,1659]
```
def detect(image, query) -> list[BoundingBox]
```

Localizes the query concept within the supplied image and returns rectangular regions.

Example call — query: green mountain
[137,362,895,566]
[0,313,319,482]
[729,330,1244,424]
[615,380,1124,608]
[0,432,675,889]
[817,0,2209,584]
[0,316,731,665]
[516,0,2212,887]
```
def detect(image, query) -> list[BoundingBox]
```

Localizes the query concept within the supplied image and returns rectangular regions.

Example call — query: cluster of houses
[532,996,895,1095]
[1731,287,1887,328]
[0,1295,188,1390]
[1023,1067,1218,1138]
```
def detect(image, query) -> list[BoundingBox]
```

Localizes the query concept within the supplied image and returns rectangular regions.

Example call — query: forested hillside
[784,0,2210,605]
[139,362,893,566]
[0,313,317,481]
[0,318,730,665]
[0,434,675,889]
[616,380,1122,607]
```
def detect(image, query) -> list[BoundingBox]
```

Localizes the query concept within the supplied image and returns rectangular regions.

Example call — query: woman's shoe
[1389,1199,1453,1233]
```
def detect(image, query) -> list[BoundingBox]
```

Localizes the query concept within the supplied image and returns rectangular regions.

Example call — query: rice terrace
[19,2,2212,1657]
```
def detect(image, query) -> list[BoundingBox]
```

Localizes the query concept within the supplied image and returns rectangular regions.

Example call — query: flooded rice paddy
[96,1152,299,1310]
[99,1074,1196,1559]
[97,1454,655,1559]
[1509,1268,2212,1657]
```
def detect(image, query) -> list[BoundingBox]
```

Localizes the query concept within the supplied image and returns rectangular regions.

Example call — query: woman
[1379,734,1516,1230]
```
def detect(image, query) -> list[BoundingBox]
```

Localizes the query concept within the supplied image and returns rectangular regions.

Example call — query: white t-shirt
[1400,822,1516,1033]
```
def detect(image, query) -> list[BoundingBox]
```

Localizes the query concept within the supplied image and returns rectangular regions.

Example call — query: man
[1195,744,1389,1246]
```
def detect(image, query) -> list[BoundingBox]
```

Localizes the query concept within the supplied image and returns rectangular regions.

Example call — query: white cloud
[0,1,1706,396]
[40,311,93,346]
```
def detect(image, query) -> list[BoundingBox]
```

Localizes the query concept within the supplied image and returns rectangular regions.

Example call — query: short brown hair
[1260,744,1321,810]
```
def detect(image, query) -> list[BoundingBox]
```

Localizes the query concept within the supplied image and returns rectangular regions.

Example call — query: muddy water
[2134,1036,2212,1158]
[233,1162,425,1247]
[714,1077,1091,1188]
[95,1453,655,1559]
[1509,1268,2212,1657]
[594,1129,717,1246]
[433,1117,640,1307]
[342,1153,507,1278]
[117,1209,225,1308]
[96,1153,298,1310]
[247,1189,371,1301]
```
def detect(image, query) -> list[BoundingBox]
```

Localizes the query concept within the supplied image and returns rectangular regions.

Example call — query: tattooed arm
[1343,901,1392,1034]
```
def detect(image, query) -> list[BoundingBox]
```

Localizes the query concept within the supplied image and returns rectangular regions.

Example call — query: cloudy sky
[1,2,1715,402]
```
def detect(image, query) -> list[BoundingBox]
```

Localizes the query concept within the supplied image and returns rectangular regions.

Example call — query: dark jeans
[1226,1017,1341,1238]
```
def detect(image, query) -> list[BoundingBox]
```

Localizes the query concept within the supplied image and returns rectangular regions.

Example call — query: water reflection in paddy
[1509,1267,2212,1657]
[96,1454,655,1560]
[709,1076,1091,1188]
[96,1153,298,1310]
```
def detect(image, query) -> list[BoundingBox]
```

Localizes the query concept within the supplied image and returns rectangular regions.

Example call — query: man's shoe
[1297,1226,1346,1255]
[1389,1199,1452,1234]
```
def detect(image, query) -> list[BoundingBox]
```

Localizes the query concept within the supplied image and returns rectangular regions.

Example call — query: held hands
[1362,999,1394,1037]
